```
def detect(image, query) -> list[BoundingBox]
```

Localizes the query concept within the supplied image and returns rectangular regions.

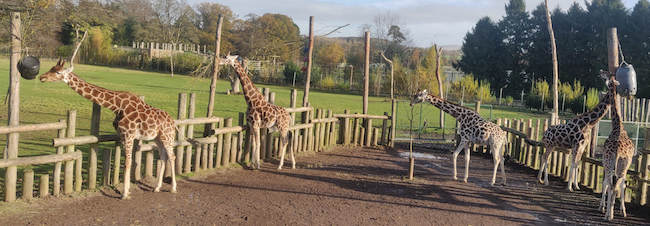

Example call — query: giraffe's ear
[64,67,74,74]
[613,79,620,86]
[422,89,428,95]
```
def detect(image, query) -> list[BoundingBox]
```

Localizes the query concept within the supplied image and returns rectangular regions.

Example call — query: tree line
[457,0,650,98]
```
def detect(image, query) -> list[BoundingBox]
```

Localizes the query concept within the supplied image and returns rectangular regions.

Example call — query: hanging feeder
[18,56,40,80]
[616,61,637,97]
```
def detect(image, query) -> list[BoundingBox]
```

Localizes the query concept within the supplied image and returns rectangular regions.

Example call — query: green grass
[0,57,557,196]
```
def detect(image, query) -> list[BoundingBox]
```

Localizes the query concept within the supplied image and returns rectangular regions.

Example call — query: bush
[321,76,336,90]
[505,96,514,106]
[283,61,303,84]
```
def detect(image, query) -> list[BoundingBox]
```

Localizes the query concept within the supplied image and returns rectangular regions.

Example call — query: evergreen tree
[498,0,532,92]
[456,17,507,90]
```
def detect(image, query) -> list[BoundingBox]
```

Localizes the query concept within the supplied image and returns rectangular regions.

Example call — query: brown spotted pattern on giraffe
[39,59,180,199]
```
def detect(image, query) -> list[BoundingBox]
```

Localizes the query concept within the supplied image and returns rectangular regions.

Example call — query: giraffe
[411,90,507,186]
[538,70,615,192]
[221,54,294,170]
[40,59,178,199]
[598,74,633,221]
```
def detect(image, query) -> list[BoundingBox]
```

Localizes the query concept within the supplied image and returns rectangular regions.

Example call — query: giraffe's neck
[572,87,614,127]
[611,96,623,134]
[233,62,265,107]
[424,94,474,119]
[65,72,128,113]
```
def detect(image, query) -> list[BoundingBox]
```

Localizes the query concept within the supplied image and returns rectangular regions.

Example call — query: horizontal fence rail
[0,90,397,203]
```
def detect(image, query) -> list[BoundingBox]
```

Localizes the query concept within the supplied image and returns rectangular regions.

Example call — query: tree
[498,0,532,92]
[623,0,650,97]
[359,11,413,60]
[315,43,344,70]
[195,2,235,53]
[456,17,506,90]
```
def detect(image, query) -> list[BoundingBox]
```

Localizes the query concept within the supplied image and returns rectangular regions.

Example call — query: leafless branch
[70,28,88,67]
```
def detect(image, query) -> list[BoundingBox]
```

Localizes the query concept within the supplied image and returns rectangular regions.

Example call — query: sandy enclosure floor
[1,142,649,225]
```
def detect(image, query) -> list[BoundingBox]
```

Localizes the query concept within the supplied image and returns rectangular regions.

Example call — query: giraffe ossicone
[221,54,295,170]
[411,89,507,186]
[40,59,179,199]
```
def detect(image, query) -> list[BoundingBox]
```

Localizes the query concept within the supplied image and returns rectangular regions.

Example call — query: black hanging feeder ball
[18,56,40,80]
[616,62,637,97]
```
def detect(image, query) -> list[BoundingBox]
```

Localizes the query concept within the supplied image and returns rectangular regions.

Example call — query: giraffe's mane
[427,93,475,112]
[70,72,139,97]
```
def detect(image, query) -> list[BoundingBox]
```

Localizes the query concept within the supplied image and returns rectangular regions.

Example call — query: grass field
[0,57,559,155]
[0,57,559,194]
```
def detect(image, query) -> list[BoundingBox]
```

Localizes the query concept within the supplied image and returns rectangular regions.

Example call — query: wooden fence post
[222,118,233,167]
[216,119,225,167]
[65,110,76,194]
[103,148,112,186]
[54,119,66,196]
[238,113,246,162]
[23,169,34,199]
[89,103,101,189]
[113,144,122,187]
[390,100,397,148]
[188,93,197,173]
[176,93,187,175]
[381,112,388,145]
[340,110,349,145]
[39,174,49,197]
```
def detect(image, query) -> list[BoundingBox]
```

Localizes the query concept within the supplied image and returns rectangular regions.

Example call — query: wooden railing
[499,117,650,207]
[0,90,397,202]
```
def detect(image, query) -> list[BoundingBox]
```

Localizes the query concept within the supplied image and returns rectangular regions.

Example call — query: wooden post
[236,114,245,163]
[22,169,34,199]
[365,119,373,147]
[222,118,233,167]
[54,119,66,196]
[238,113,247,162]
[113,144,121,187]
[187,94,197,173]
[75,150,82,192]
[314,109,322,152]
[176,93,187,174]
[381,112,388,145]
[65,110,76,194]
[340,110,349,145]
[390,100,397,147]
[290,89,297,125]
[5,12,21,202]
[39,174,49,197]
[215,119,225,167]
[89,103,101,189]
[103,148,112,186]
[302,16,314,106]
[363,31,370,115]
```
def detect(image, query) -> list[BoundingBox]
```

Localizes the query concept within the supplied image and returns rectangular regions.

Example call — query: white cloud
[187,0,640,47]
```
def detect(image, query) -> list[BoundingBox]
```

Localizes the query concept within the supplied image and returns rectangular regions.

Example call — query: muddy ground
[1,142,649,225]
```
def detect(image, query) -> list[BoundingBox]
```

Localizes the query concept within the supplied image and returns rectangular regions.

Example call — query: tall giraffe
[221,54,294,170]
[538,70,615,191]
[411,90,507,186]
[40,59,178,199]
[598,74,633,221]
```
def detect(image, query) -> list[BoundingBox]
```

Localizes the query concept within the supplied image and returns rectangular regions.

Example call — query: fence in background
[0,89,397,202]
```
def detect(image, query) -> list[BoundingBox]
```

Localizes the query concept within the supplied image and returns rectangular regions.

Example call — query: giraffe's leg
[251,127,261,170]
[464,146,470,183]
[538,146,554,185]
[490,140,506,186]
[121,139,134,200]
[278,129,296,170]
[452,140,469,181]
[618,157,633,218]
[599,172,611,213]
[568,144,586,192]
[155,159,165,192]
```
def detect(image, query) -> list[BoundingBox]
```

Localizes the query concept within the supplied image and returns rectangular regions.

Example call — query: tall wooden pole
[545,0,559,125]
[302,16,314,107]
[434,44,444,128]
[205,14,223,136]
[607,28,619,74]
[5,12,21,202]
[363,31,370,115]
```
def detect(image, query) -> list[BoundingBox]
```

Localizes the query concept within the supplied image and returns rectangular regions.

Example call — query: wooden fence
[0,89,396,202]
[497,117,650,207]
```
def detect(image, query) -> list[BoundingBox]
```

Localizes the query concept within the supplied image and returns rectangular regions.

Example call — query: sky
[185,0,641,49]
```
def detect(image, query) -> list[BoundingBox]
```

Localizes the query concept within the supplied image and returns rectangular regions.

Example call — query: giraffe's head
[219,53,241,66]
[410,89,429,106]
[599,69,620,94]
[39,59,74,83]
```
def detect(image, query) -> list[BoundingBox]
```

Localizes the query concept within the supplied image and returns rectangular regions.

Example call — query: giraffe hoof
[121,195,131,200]
[277,167,283,170]
[171,190,177,194]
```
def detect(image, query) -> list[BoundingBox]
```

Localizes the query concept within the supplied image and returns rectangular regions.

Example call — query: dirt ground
[1,142,649,226]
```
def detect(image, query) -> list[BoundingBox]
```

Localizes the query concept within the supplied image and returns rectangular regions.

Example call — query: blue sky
[185,0,640,48]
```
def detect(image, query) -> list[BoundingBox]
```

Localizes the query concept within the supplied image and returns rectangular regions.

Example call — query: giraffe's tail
[499,126,544,147]
[173,124,200,146]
